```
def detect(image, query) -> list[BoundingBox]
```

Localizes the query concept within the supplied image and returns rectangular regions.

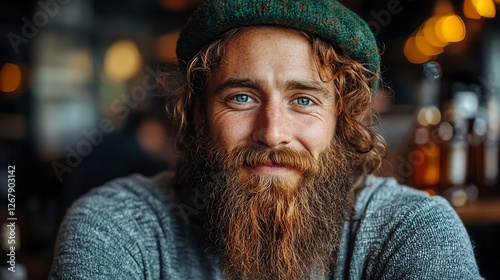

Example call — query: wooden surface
[454,197,500,226]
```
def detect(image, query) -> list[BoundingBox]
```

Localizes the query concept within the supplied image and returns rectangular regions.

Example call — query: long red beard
[189,132,356,280]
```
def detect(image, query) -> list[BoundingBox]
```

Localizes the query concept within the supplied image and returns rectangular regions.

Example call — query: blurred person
[49,0,482,279]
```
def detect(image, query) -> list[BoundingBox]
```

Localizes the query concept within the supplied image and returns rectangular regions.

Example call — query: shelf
[454,197,500,226]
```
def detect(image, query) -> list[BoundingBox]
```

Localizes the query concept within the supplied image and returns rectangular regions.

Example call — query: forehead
[213,27,331,84]
[222,26,312,62]
[226,26,310,51]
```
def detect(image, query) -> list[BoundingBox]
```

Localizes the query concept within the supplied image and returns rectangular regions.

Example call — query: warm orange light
[425,188,437,196]
[472,0,496,18]
[424,143,441,185]
[404,37,431,64]
[435,15,466,43]
[0,63,22,93]
[422,17,449,47]
[415,33,444,56]
[464,0,482,19]
[104,40,142,82]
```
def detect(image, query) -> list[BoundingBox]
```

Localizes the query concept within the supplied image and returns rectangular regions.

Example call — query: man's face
[191,27,353,280]
[206,27,337,187]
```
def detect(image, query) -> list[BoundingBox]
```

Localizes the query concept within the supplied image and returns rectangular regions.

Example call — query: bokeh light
[0,63,22,93]
[464,0,482,19]
[417,106,442,126]
[421,17,449,47]
[473,0,496,18]
[415,32,444,56]
[435,15,466,43]
[104,40,141,82]
[404,36,431,64]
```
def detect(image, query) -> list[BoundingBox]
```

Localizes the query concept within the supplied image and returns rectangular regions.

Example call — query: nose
[251,101,292,148]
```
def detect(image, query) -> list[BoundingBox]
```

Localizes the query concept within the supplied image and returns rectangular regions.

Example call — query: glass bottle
[440,88,479,207]
[407,61,443,195]
[473,92,500,196]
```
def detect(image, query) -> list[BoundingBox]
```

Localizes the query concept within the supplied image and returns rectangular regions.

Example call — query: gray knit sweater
[49,173,482,279]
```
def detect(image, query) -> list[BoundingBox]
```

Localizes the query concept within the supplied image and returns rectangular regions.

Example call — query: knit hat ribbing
[176,0,380,90]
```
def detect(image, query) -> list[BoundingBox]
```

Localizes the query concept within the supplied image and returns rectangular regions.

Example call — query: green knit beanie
[176,0,380,90]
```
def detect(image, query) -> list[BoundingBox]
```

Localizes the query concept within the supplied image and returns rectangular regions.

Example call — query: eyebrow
[212,78,262,95]
[284,80,333,99]
[212,78,333,99]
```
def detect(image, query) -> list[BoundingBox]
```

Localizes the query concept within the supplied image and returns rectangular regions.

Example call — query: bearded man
[50,0,482,279]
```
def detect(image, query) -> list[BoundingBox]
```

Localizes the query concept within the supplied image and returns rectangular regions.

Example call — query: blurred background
[0,0,499,279]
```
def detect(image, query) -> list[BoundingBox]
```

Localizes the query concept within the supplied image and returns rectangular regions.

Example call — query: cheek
[297,116,336,158]
[209,112,253,152]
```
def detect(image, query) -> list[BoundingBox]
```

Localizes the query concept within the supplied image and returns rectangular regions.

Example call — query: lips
[249,160,294,176]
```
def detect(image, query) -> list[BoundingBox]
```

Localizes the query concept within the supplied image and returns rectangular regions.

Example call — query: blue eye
[295,97,312,106]
[233,94,252,103]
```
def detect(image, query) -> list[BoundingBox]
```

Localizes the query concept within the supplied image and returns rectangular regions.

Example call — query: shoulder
[347,176,482,279]
[71,171,177,216]
[358,176,438,206]
[50,172,182,279]
[354,176,469,252]
[356,176,454,221]
[61,171,183,254]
